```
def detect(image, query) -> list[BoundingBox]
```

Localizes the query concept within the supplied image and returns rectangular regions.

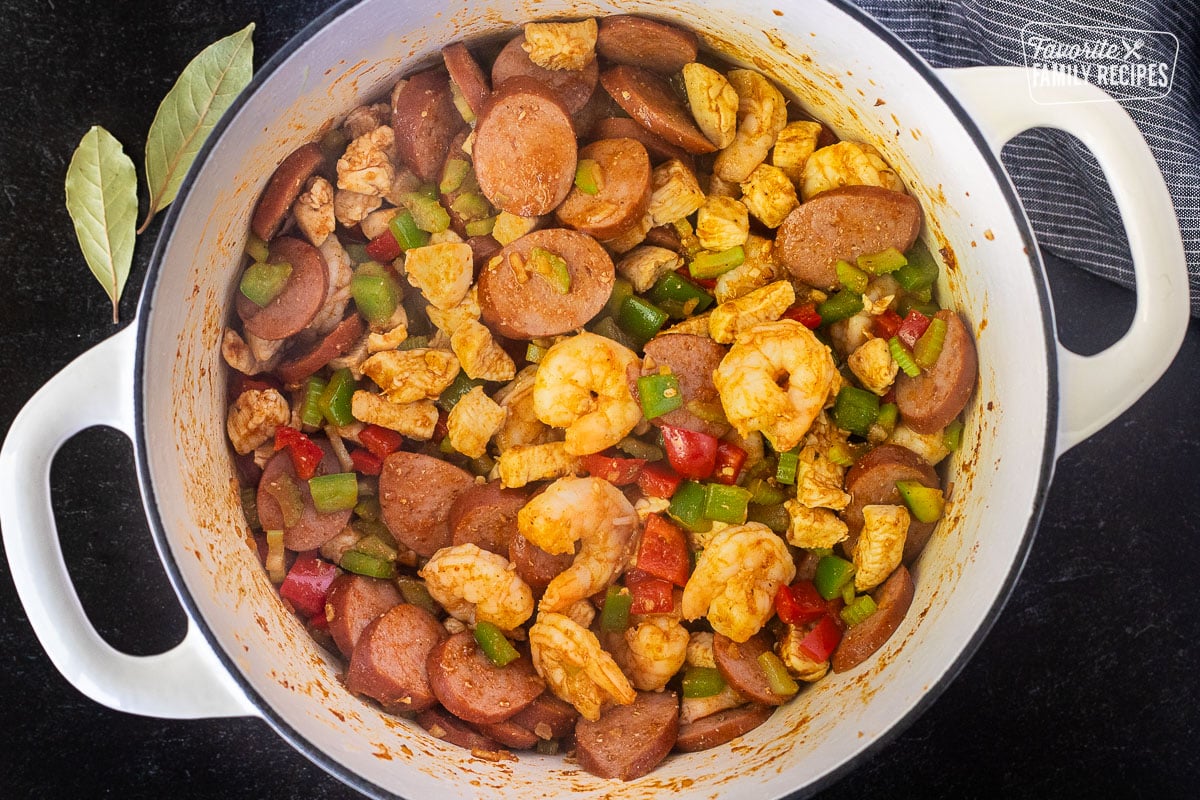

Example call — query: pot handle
[0,325,255,719]
[937,66,1189,455]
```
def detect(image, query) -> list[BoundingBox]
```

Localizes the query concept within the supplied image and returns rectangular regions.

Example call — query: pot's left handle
[0,326,255,719]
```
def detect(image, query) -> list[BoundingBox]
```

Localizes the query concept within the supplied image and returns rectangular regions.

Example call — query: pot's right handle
[0,325,255,719]
[937,66,1189,456]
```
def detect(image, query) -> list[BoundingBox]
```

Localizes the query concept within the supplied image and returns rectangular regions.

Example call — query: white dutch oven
[0,0,1188,797]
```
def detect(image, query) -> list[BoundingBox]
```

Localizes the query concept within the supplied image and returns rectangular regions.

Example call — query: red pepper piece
[273,425,325,481]
[636,461,683,499]
[350,448,383,476]
[582,454,646,486]
[229,373,282,398]
[872,308,903,340]
[712,440,747,486]
[782,302,822,330]
[365,230,402,262]
[359,424,405,459]
[897,309,931,349]
[626,570,675,614]
[797,613,843,661]
[775,581,827,626]
[636,514,691,587]
[308,611,330,631]
[660,425,719,480]
[278,552,340,618]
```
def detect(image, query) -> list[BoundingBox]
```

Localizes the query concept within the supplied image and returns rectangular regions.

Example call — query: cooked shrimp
[516,476,638,613]
[493,365,555,453]
[529,612,636,721]
[712,319,839,453]
[532,332,642,456]
[418,543,535,631]
[681,522,796,643]
[617,616,689,691]
[309,236,354,336]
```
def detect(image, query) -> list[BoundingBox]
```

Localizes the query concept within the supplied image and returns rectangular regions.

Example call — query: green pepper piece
[836,259,869,294]
[605,277,635,318]
[308,472,359,513]
[244,232,270,263]
[464,216,497,237]
[339,549,397,579]
[776,451,799,485]
[300,376,328,428]
[590,315,639,352]
[474,620,520,667]
[402,192,452,233]
[352,533,398,562]
[668,480,712,533]
[913,316,948,369]
[681,666,726,698]
[636,372,684,419]
[702,483,752,524]
[395,576,438,615]
[344,242,371,265]
[757,651,799,697]
[437,370,486,413]
[354,494,382,522]
[895,480,945,523]
[240,486,260,530]
[615,436,664,462]
[689,245,745,280]
[616,296,669,346]
[351,272,400,326]
[599,585,632,632]
[388,210,430,250]
[895,294,940,319]
[574,158,602,195]
[440,157,470,195]
[894,241,939,291]
[874,403,899,437]
[833,386,881,438]
[525,341,549,364]
[943,420,964,452]
[856,247,907,274]
[814,554,856,600]
[646,272,714,315]
[747,502,789,533]
[840,594,878,626]
[318,368,356,426]
[815,289,864,325]
[529,246,571,294]
[745,477,787,507]
[263,473,303,528]
[239,261,293,307]
[451,192,492,222]
[397,335,430,351]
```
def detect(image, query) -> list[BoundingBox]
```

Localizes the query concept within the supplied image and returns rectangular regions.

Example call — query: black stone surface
[0,1,1197,797]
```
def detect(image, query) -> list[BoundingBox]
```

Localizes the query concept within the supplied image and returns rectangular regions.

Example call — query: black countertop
[1,1,1197,797]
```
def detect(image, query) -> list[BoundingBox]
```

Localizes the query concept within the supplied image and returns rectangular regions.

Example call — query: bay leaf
[65,126,137,323]
[139,22,255,232]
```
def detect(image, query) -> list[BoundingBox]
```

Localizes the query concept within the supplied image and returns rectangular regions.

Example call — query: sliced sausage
[417,706,502,752]
[596,16,699,74]
[392,68,467,182]
[275,313,365,385]
[894,310,977,434]
[490,34,598,115]
[240,237,329,341]
[506,691,578,740]
[467,234,503,271]
[473,77,578,217]
[325,573,402,658]
[588,117,694,167]
[712,632,791,706]
[442,41,490,117]
[840,444,939,561]
[477,228,615,339]
[776,185,922,290]
[427,632,545,724]
[379,451,475,557]
[251,143,324,241]
[638,333,729,438]
[346,603,447,713]
[475,718,539,750]
[508,532,575,594]
[832,564,915,672]
[644,224,683,252]
[674,704,774,752]
[574,690,679,781]
[571,85,622,140]
[448,480,530,556]
[555,138,652,240]
[257,443,352,551]
[599,65,716,155]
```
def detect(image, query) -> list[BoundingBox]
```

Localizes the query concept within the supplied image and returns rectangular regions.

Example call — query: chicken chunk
[292,176,335,247]
[451,318,516,382]
[342,102,390,140]
[616,246,683,293]
[226,388,290,455]
[522,18,598,71]
[853,504,910,591]
[366,305,410,354]
[682,62,738,149]
[800,141,905,201]
[778,624,830,682]
[772,120,824,185]
[601,212,652,254]
[222,328,275,375]
[334,189,382,228]
[361,348,460,403]
[695,196,749,252]
[784,502,849,550]
[712,234,780,304]
[426,285,481,337]
[707,280,795,344]
[889,422,951,466]
[491,211,541,246]
[337,125,396,197]
[359,207,400,241]
[795,442,851,511]
[402,242,473,310]
[349,392,439,439]
[848,336,898,397]
[496,441,582,488]
[739,163,798,229]
[648,159,705,227]
[447,386,507,458]
[713,69,788,183]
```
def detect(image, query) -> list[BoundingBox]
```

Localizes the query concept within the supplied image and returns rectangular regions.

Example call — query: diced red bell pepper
[582,454,646,486]
[349,448,383,476]
[897,309,931,349]
[229,373,282,398]
[797,613,843,662]
[278,552,340,618]
[712,441,747,486]
[636,461,683,499]
[359,424,405,459]
[775,581,828,626]
[872,308,903,340]
[636,514,691,587]
[365,230,402,262]
[782,302,822,329]
[273,425,324,481]
[308,611,330,631]
[625,570,675,615]
[660,425,718,480]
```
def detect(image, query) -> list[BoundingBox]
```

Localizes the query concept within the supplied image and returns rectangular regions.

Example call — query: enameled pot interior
[136,0,1055,797]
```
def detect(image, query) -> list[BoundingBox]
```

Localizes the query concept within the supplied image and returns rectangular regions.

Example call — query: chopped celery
[244,233,270,263]
[388,210,429,250]
[776,451,799,485]
[856,247,907,274]
[840,594,878,626]
[943,420,964,452]
[265,530,286,584]
[450,192,491,222]
[529,247,571,294]
[440,157,470,194]
[895,242,939,291]
[308,472,358,513]
[681,666,726,698]
[913,316,948,369]
[239,261,292,307]
[402,192,452,233]
[815,289,864,325]
[702,483,752,524]
[474,620,520,667]
[465,216,496,237]
[888,337,921,378]
[836,259,869,294]
[575,159,602,195]
[300,376,328,428]
[895,480,945,523]
[757,651,799,697]
[689,245,745,280]
[340,549,396,579]
[351,272,400,326]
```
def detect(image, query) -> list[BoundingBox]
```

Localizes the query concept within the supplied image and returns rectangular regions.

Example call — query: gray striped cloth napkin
[850,0,1199,314]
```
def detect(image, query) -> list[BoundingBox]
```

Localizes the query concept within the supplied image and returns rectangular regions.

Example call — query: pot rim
[133,1,1059,797]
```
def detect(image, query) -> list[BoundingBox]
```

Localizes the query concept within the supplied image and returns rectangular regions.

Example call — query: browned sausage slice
[257,443,352,551]
[392,68,467,182]
[505,691,578,740]
[574,690,679,781]
[832,564,915,672]
[442,42,490,117]
[638,333,729,438]
[251,143,324,241]
[467,234,503,270]
[346,603,447,713]
[508,533,575,594]
[473,77,578,217]
[712,632,791,706]
[275,313,366,385]
[325,573,402,658]
[588,117,694,167]
[596,16,699,74]
[478,228,615,339]
[379,451,475,557]
[448,481,530,556]
[241,237,330,341]
[417,706,502,752]
[776,185,923,290]
[475,718,539,749]
[555,138,651,240]
[840,444,939,561]
[600,65,716,155]
[894,310,977,434]
[427,632,545,724]
[490,34,599,115]
[674,704,774,752]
